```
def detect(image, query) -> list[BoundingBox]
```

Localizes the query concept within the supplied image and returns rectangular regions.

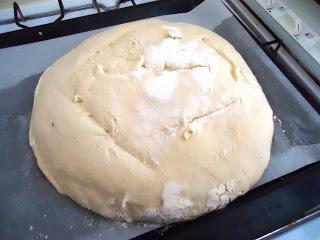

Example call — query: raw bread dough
[29,20,274,223]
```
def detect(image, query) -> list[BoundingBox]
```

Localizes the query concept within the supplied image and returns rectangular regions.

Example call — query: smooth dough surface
[29,20,274,223]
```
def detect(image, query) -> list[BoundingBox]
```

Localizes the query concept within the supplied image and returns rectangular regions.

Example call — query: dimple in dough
[29,19,274,223]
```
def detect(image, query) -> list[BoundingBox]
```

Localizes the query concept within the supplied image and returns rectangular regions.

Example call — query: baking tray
[0,1,320,239]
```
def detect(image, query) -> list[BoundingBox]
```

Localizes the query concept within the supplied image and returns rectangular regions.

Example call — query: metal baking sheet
[0,1,320,239]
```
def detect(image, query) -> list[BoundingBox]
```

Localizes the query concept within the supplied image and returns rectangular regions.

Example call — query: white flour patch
[143,71,178,102]
[131,39,218,105]
[129,39,220,149]
[206,180,237,210]
[161,182,193,222]
[143,38,215,71]
[138,39,217,103]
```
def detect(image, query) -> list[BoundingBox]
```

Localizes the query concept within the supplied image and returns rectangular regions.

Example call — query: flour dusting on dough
[161,182,193,222]
[206,180,237,210]
[143,71,178,102]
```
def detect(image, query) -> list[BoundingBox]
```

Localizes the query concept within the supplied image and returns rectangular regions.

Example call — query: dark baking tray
[0,0,320,239]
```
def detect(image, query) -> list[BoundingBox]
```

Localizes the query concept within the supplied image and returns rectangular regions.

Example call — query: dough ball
[29,20,274,223]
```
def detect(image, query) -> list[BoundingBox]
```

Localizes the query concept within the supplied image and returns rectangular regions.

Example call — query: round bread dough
[29,19,274,223]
